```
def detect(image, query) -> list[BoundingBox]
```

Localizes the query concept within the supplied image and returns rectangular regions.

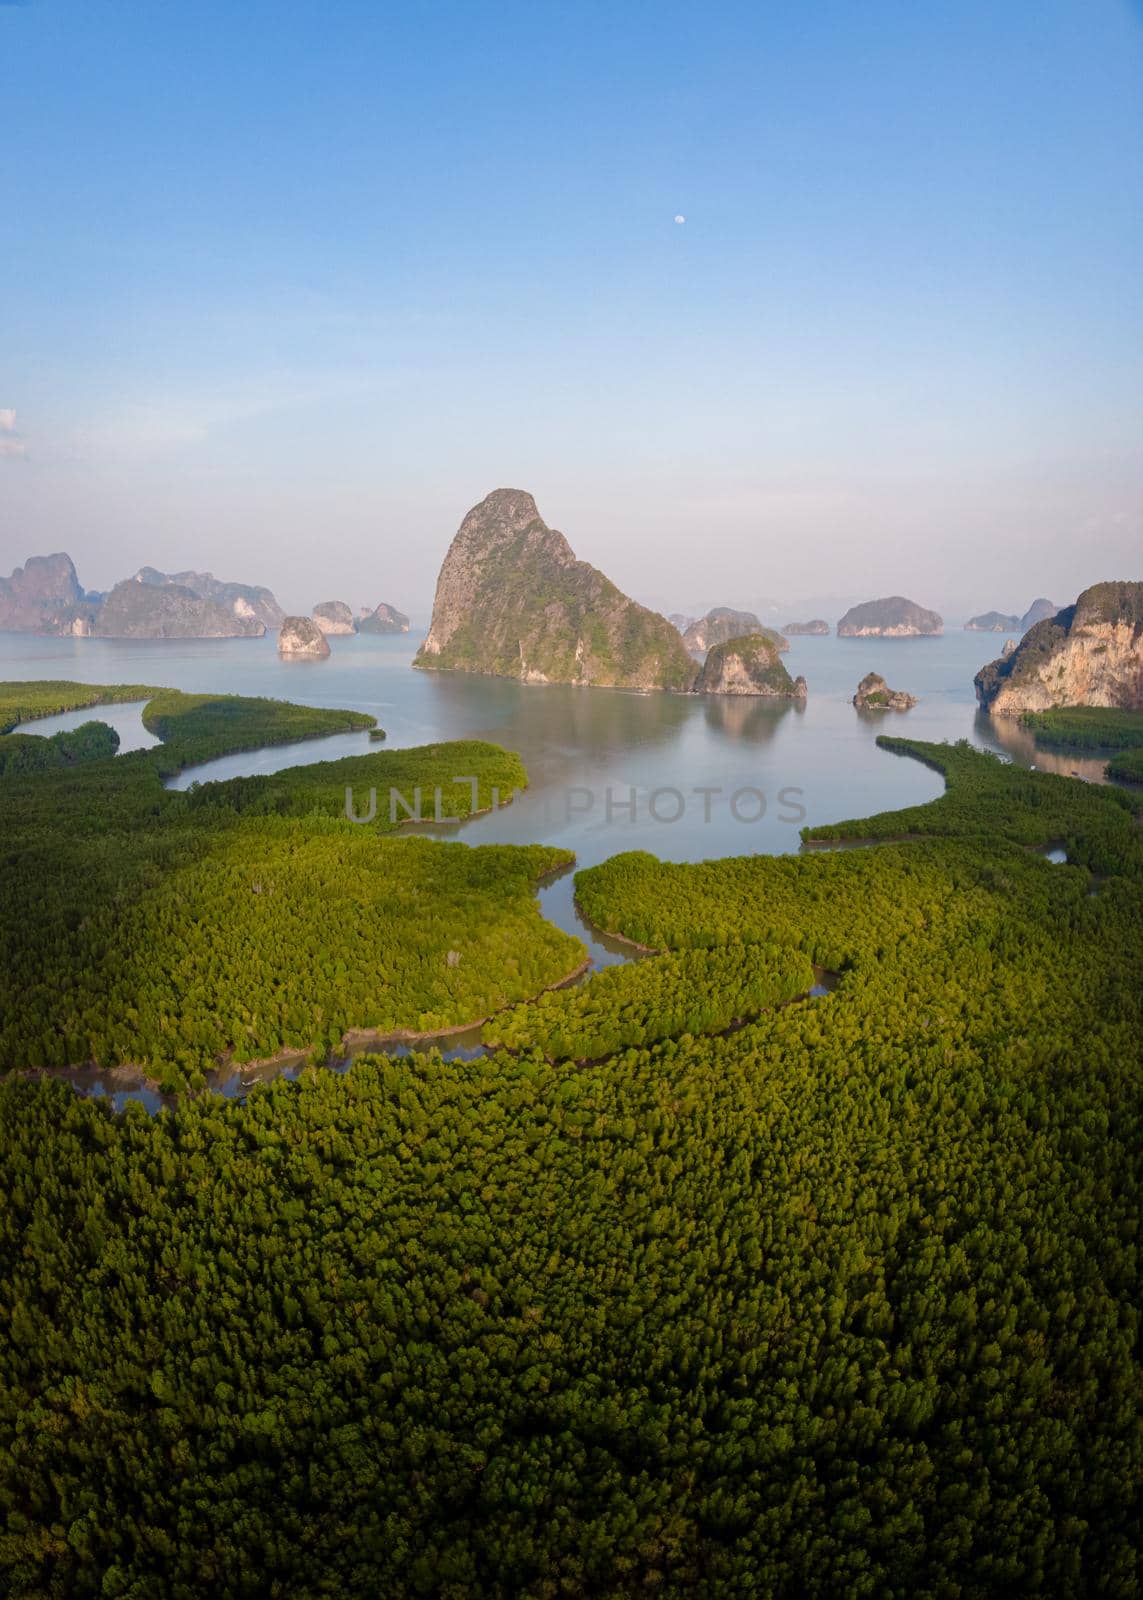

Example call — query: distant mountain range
[964,598,1058,635]
[0,553,409,641]
[0,554,281,638]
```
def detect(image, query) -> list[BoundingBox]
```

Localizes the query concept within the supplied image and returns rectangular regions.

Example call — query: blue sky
[1,0,1140,618]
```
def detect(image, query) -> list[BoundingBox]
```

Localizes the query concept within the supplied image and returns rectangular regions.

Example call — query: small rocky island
[312,601,357,635]
[784,618,829,636]
[415,488,696,690]
[682,608,789,656]
[975,581,1143,716]
[965,598,1058,634]
[358,602,410,634]
[965,610,1017,633]
[837,596,943,637]
[696,635,807,699]
[278,616,331,658]
[853,672,917,712]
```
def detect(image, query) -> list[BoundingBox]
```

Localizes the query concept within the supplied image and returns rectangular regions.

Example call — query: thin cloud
[0,409,27,458]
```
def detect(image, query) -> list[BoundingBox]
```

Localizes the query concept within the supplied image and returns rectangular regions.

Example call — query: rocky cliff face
[278,616,331,658]
[853,672,917,712]
[133,567,284,629]
[1,555,287,637]
[0,553,84,631]
[975,581,1143,716]
[784,618,829,636]
[682,608,788,656]
[358,602,410,634]
[90,579,266,638]
[312,601,357,636]
[837,596,942,636]
[415,489,697,691]
[695,635,807,698]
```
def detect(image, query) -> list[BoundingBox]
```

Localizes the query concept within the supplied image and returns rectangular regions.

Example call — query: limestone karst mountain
[278,616,331,658]
[837,596,943,637]
[853,672,917,712]
[681,608,789,657]
[975,581,1143,715]
[358,602,410,634]
[695,635,807,699]
[312,601,357,636]
[0,554,283,637]
[784,619,830,636]
[0,553,86,632]
[89,579,267,639]
[414,489,697,691]
[965,610,1020,633]
[965,599,1058,634]
[132,568,284,630]
[1017,598,1059,633]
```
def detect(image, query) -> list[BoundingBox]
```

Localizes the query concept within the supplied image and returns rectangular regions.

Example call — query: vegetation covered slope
[1,736,1140,1597]
[414,488,697,690]
[680,608,788,655]
[694,634,806,697]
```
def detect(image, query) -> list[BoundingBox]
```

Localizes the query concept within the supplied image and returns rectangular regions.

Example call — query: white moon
[674,214,686,224]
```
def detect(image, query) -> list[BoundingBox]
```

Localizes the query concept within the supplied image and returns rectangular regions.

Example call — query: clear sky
[1,0,1140,621]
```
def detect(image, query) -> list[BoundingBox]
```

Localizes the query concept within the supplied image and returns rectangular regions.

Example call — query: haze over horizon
[2,0,1141,621]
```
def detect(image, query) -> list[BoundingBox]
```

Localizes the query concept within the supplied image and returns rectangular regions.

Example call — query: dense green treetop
[798,737,1141,875]
[1019,706,1143,751]
[0,721,119,776]
[482,944,815,1061]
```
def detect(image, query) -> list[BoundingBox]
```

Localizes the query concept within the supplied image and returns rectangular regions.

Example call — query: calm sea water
[2,627,1094,867]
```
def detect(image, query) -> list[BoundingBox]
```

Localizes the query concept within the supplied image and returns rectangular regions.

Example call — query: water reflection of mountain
[974,710,1111,784]
[422,673,694,762]
[701,695,801,743]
